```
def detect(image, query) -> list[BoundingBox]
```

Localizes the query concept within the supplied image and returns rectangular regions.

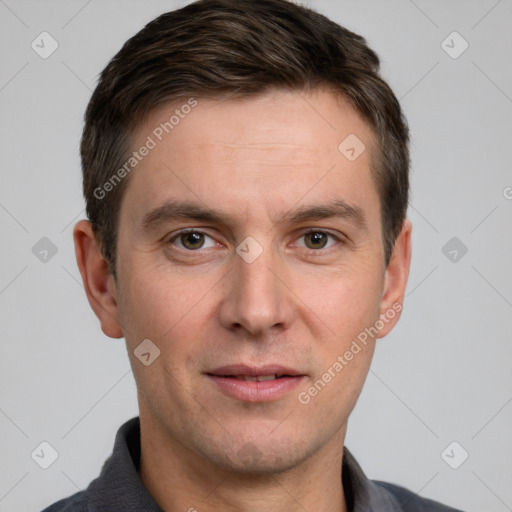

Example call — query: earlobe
[377,219,412,339]
[73,220,124,339]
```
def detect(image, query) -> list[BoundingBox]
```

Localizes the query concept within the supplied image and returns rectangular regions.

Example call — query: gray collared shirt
[41,416,464,512]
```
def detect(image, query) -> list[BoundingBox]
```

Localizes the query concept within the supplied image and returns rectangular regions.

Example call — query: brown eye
[168,230,216,251]
[303,231,329,249]
[180,231,205,250]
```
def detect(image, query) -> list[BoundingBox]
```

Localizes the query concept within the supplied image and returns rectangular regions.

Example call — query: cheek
[301,278,378,413]
[118,260,204,340]
[303,264,383,336]
[118,266,207,398]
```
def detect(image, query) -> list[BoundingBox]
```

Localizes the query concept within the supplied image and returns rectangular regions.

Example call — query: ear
[377,219,412,339]
[73,219,123,338]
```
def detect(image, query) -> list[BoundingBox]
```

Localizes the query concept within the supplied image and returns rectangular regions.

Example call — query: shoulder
[39,491,87,512]
[374,480,466,512]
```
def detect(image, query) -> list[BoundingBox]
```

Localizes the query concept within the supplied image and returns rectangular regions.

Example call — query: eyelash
[166,228,343,254]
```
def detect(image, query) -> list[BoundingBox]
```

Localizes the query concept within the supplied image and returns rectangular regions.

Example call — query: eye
[166,229,341,253]
[296,230,340,251]
[168,230,217,251]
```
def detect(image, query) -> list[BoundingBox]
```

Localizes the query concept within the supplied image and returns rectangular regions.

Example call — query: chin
[201,434,315,476]
[224,449,305,476]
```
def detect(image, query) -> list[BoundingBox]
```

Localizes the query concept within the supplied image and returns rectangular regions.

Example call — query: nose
[217,241,295,337]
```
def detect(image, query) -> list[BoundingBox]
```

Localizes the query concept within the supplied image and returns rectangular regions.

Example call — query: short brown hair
[81,0,409,277]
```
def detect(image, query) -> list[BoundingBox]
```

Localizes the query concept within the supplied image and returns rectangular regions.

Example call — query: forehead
[122,88,379,227]
[135,88,374,157]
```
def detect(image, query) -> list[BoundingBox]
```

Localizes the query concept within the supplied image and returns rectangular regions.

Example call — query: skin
[74,87,412,512]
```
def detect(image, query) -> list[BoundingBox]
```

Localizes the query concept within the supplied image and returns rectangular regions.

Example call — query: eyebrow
[141,198,367,232]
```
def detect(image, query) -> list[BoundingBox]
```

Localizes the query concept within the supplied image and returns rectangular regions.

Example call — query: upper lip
[206,364,304,377]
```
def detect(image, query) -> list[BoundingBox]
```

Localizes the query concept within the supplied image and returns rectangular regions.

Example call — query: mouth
[218,374,293,382]
[205,364,306,402]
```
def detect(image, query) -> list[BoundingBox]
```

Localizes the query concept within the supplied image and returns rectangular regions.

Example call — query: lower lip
[206,375,305,403]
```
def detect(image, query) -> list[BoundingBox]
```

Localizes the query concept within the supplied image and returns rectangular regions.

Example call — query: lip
[207,364,303,377]
[205,364,306,403]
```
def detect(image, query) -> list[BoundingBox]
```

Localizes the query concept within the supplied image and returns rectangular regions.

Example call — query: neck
[138,415,348,512]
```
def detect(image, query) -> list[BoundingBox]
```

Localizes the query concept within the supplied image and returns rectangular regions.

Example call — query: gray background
[0,0,511,511]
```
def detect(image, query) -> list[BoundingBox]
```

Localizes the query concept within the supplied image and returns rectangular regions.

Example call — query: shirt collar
[342,444,401,511]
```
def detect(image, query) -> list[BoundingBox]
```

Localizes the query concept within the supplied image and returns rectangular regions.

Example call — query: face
[77,88,411,474]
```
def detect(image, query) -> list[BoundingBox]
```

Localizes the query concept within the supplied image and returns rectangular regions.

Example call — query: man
[42,0,464,510]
